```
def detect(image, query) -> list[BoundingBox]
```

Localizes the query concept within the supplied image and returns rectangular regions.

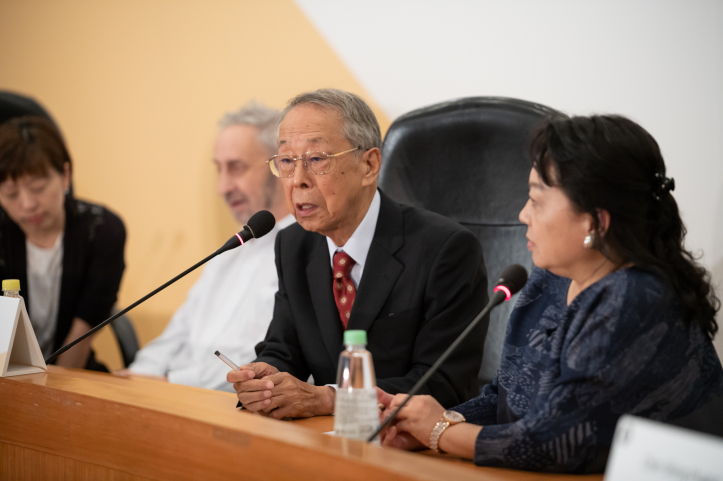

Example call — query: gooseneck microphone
[44,210,276,365]
[367,264,528,443]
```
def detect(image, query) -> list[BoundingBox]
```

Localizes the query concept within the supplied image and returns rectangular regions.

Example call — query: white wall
[297,0,723,355]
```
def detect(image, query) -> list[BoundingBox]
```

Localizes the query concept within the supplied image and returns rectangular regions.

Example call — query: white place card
[0,296,46,377]
[605,414,723,481]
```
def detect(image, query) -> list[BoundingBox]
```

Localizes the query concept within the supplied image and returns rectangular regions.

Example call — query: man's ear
[361,147,381,186]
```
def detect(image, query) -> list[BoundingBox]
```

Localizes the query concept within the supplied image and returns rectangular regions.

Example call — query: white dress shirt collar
[326,190,381,286]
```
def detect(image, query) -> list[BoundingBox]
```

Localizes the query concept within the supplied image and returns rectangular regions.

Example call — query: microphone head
[216,211,277,255]
[244,210,276,239]
[493,264,528,301]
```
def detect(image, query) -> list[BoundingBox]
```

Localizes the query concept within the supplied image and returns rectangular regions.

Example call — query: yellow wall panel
[0,0,389,370]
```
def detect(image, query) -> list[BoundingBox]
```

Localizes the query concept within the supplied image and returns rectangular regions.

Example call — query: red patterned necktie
[332,251,357,329]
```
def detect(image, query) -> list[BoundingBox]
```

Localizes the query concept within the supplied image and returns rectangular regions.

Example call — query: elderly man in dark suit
[227,89,488,419]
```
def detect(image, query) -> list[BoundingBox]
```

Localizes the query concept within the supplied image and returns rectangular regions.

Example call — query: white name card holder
[0,295,46,377]
[605,414,723,481]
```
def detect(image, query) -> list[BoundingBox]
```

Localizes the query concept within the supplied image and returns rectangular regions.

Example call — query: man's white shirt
[129,214,295,392]
[326,190,381,288]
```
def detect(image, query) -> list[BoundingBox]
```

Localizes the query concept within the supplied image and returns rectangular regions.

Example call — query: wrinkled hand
[380,394,444,450]
[227,362,280,412]
[113,369,168,382]
[261,372,335,419]
[226,363,334,418]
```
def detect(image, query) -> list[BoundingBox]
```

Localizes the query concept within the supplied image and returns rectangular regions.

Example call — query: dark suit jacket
[255,190,489,407]
[0,196,126,371]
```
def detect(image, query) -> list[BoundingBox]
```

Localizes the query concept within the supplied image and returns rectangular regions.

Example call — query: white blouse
[26,233,64,357]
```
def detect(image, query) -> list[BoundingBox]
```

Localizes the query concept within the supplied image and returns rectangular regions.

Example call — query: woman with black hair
[0,116,125,371]
[378,115,723,473]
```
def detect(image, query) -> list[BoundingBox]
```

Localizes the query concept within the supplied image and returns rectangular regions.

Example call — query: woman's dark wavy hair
[530,114,719,337]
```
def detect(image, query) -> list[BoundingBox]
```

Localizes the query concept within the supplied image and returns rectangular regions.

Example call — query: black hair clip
[653,172,675,201]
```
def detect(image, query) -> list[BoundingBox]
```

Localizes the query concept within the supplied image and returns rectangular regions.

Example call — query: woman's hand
[376,388,424,450]
[376,386,394,414]
[382,424,425,450]
[380,393,445,449]
[379,391,482,459]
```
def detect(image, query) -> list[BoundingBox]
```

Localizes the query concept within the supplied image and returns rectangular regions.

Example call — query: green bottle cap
[2,279,20,291]
[343,329,367,345]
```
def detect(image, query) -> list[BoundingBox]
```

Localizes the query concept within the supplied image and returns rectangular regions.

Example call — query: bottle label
[334,388,379,442]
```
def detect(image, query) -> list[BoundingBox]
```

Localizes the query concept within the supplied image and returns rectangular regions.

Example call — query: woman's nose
[18,189,38,210]
[519,199,531,225]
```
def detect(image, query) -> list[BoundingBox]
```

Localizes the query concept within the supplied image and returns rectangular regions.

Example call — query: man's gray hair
[218,101,281,154]
[280,89,382,154]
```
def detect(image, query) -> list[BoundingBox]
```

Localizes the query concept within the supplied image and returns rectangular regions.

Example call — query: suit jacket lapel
[347,191,405,333]
[306,234,345,365]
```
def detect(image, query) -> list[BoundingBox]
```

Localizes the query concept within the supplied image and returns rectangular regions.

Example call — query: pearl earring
[584,234,595,249]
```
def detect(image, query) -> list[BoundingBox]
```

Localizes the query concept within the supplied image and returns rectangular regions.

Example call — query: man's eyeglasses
[266,147,359,178]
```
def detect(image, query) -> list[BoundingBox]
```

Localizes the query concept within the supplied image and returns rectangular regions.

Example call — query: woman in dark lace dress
[0,115,125,371]
[379,115,723,473]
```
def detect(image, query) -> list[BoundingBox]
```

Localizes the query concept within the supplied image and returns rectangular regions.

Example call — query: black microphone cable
[367,264,528,443]
[44,210,276,365]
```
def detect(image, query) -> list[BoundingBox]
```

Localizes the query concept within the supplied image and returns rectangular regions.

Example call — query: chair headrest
[0,91,57,127]
[379,97,564,225]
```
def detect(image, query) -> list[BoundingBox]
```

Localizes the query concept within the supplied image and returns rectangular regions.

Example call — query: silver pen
[215,350,240,371]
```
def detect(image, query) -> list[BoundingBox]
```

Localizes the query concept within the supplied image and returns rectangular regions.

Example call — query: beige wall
[0,0,389,370]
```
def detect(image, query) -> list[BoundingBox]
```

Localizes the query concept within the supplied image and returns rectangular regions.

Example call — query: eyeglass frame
[266,147,360,178]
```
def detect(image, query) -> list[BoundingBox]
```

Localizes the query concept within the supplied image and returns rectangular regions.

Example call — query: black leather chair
[109,310,140,367]
[0,91,58,128]
[379,97,563,390]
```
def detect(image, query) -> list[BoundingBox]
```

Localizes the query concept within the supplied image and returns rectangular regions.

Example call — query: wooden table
[0,366,603,480]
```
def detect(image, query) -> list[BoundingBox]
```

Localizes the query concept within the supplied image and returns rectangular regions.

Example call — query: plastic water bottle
[334,330,379,442]
[2,279,21,298]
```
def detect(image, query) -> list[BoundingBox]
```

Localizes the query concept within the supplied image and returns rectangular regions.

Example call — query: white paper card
[605,414,723,481]
[0,296,46,377]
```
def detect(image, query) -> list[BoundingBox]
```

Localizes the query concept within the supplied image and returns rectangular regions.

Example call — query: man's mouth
[295,203,318,217]
[225,194,247,209]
